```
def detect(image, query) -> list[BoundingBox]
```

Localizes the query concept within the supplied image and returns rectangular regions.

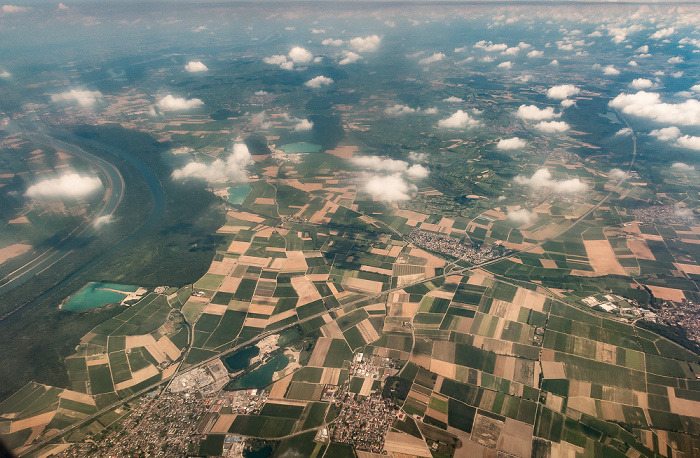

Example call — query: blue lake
[228,185,252,204]
[62,282,138,312]
[224,346,260,372]
[232,354,289,389]
[280,142,322,154]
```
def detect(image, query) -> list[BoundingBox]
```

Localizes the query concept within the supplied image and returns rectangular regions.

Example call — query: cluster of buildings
[56,389,206,457]
[208,389,267,415]
[409,228,510,263]
[631,205,695,225]
[169,359,230,395]
[329,388,399,453]
[654,299,700,345]
[582,294,658,321]
[349,353,399,381]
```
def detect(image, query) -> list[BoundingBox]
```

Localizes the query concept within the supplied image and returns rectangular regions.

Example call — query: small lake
[228,185,252,204]
[280,142,322,154]
[232,354,289,389]
[224,346,260,372]
[62,282,138,312]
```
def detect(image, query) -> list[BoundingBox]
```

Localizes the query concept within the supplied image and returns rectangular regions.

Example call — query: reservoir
[228,185,252,204]
[232,354,289,389]
[62,282,138,311]
[280,142,322,154]
[224,346,260,372]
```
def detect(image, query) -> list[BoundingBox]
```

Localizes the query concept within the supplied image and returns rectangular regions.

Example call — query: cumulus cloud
[602,65,620,75]
[26,173,103,200]
[674,203,693,219]
[2,5,30,13]
[527,50,544,58]
[385,104,416,116]
[630,78,654,90]
[409,151,428,162]
[514,168,586,193]
[628,61,638,67]
[609,168,629,180]
[474,40,508,52]
[264,55,288,66]
[443,96,463,103]
[51,89,103,107]
[351,156,408,173]
[516,105,560,120]
[508,208,536,225]
[419,52,445,65]
[406,164,429,178]
[676,135,700,151]
[157,95,204,111]
[424,107,438,114]
[610,92,700,126]
[497,61,513,69]
[363,173,413,201]
[650,27,674,40]
[91,215,113,229]
[437,110,479,129]
[561,99,576,108]
[185,61,208,72]
[497,137,527,150]
[293,119,313,131]
[339,51,362,65]
[649,126,681,141]
[671,162,695,171]
[304,76,333,88]
[535,121,570,133]
[172,143,252,183]
[311,29,325,34]
[615,127,632,136]
[349,35,381,52]
[289,46,313,64]
[0,70,10,78]
[550,59,559,66]
[322,38,343,46]
[547,84,579,100]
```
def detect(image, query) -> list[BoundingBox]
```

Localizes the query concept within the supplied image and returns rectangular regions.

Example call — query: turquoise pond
[232,354,289,389]
[228,185,252,204]
[279,142,322,154]
[224,346,260,372]
[62,282,138,312]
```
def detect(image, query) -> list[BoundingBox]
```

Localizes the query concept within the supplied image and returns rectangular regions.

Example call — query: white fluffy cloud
[610,92,700,126]
[349,35,381,52]
[172,143,252,183]
[406,164,430,179]
[615,127,632,136]
[351,156,408,173]
[157,95,204,111]
[51,89,103,107]
[443,96,463,103]
[0,70,11,78]
[424,107,438,114]
[561,99,576,108]
[364,173,413,201]
[437,110,479,129]
[630,78,654,90]
[514,168,586,193]
[322,38,343,46]
[672,162,695,171]
[508,208,536,225]
[264,55,288,66]
[385,104,416,116]
[690,84,700,93]
[93,215,113,229]
[419,53,445,65]
[1,5,30,13]
[497,137,527,150]
[497,61,513,69]
[650,27,674,40]
[676,135,700,151]
[547,84,579,100]
[675,203,693,219]
[535,121,570,133]
[339,51,362,65]
[516,105,560,120]
[649,126,681,141]
[527,50,544,58]
[474,40,508,52]
[26,173,103,200]
[293,119,314,131]
[289,46,313,64]
[409,151,428,162]
[609,168,629,180]
[668,56,684,64]
[304,76,333,88]
[602,65,620,75]
[185,61,208,72]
